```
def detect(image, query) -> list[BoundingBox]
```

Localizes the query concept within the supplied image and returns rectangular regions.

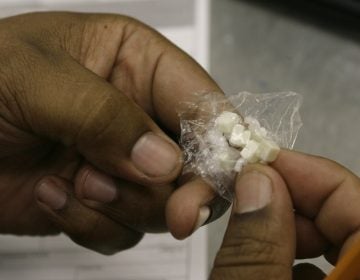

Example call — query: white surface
[0,0,210,279]
[0,231,207,280]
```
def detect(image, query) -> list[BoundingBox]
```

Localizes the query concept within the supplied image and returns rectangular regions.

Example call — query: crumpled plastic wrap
[179,92,303,201]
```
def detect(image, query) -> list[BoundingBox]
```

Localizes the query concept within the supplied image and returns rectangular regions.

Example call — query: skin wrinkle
[150,50,167,122]
[311,168,347,219]
[216,240,284,266]
[220,236,282,250]
[78,165,93,199]
[60,22,80,59]
[315,175,360,246]
[106,21,131,82]
[11,44,69,135]
[75,94,120,147]
[272,154,348,218]
[0,47,33,131]
[135,30,164,101]
[111,48,139,94]
[81,24,106,73]
[81,16,130,79]
[109,25,160,116]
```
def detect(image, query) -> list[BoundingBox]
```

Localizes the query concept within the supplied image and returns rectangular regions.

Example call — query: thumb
[12,50,182,185]
[210,164,295,280]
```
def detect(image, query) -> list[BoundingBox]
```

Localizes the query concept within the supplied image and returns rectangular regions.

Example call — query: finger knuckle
[218,236,282,266]
[213,234,289,280]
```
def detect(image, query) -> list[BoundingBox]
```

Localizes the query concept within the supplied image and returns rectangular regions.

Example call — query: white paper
[0,0,210,279]
[0,228,207,280]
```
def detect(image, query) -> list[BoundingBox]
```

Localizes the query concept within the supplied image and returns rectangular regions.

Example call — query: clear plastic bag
[179,91,303,201]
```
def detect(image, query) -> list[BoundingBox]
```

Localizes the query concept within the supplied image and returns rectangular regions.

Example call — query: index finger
[151,45,223,133]
[107,16,224,133]
[271,149,360,247]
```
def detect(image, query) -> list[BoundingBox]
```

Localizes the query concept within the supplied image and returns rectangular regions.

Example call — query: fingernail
[234,171,272,214]
[82,169,117,203]
[193,206,211,232]
[131,132,179,177]
[36,181,67,210]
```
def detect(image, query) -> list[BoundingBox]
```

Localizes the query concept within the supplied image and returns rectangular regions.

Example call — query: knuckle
[0,36,34,126]
[76,92,148,153]
[212,233,290,280]
[216,235,282,267]
[79,14,137,68]
[0,34,59,129]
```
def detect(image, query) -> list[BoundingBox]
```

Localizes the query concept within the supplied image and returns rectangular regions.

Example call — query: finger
[272,150,360,250]
[166,178,217,240]
[8,46,182,185]
[210,164,295,280]
[74,164,230,238]
[106,16,232,232]
[78,14,224,133]
[295,213,329,259]
[4,12,222,136]
[325,246,341,265]
[131,35,224,133]
[74,164,174,233]
[34,176,143,255]
[292,263,326,280]
[166,176,231,239]
[53,13,230,234]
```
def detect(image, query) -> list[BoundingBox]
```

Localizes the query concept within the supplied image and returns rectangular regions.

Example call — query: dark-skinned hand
[0,12,229,254]
[211,150,360,279]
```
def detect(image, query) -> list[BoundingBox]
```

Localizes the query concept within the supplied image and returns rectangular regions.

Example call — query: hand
[0,12,228,254]
[210,150,360,279]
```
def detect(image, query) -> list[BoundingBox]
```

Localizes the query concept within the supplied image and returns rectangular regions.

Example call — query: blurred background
[1,0,360,278]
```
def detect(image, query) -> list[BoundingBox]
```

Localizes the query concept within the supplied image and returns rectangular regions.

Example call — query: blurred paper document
[0,230,207,280]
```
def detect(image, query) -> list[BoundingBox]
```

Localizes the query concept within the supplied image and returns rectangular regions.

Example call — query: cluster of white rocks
[205,111,280,173]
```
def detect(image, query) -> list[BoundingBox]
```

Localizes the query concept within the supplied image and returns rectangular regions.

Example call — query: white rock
[217,147,240,171]
[240,140,260,163]
[234,158,246,172]
[257,139,280,162]
[215,111,241,136]
[205,128,228,148]
[250,126,268,142]
[244,116,260,128]
[229,126,251,148]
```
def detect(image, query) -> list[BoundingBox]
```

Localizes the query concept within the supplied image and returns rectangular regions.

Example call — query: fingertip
[233,168,273,215]
[238,163,287,203]
[166,189,198,240]
[166,178,215,240]
[210,163,295,279]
